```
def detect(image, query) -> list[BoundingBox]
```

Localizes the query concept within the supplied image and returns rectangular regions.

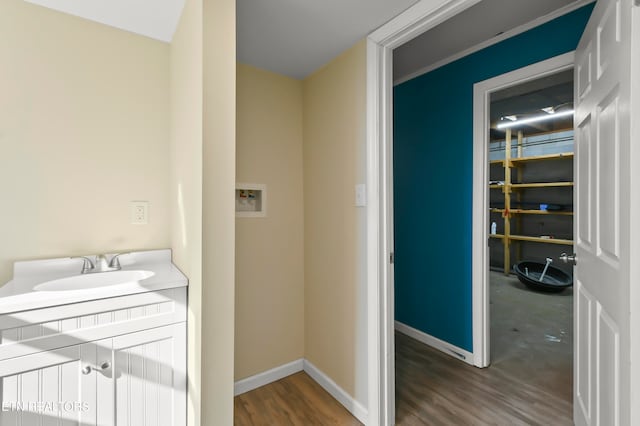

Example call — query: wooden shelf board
[489,152,573,166]
[510,152,574,164]
[511,182,574,189]
[509,235,573,245]
[490,208,574,216]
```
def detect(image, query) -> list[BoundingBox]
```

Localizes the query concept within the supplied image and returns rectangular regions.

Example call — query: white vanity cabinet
[0,342,99,425]
[0,287,187,426]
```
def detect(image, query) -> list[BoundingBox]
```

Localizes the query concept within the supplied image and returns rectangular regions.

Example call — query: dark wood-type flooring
[395,272,572,425]
[234,371,362,425]
[235,273,572,425]
[395,332,571,425]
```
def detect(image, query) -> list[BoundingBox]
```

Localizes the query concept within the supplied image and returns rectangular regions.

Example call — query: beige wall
[302,40,368,403]
[202,0,236,423]
[1,0,365,418]
[235,63,304,380]
[0,0,239,423]
[0,0,171,284]
[169,0,203,425]
[171,0,238,423]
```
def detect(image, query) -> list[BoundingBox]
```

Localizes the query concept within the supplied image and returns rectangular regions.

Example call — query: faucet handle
[108,253,128,269]
[73,256,95,274]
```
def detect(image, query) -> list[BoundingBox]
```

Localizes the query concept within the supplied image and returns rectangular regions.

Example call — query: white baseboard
[303,359,368,424]
[234,358,303,396]
[234,358,369,424]
[395,321,475,366]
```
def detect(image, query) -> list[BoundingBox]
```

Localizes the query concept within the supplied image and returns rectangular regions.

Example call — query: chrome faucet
[74,253,127,274]
[76,256,96,274]
[106,253,127,270]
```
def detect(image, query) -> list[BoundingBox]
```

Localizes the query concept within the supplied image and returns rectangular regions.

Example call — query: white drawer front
[0,288,186,362]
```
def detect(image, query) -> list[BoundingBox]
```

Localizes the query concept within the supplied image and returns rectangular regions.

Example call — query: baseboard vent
[395,321,474,366]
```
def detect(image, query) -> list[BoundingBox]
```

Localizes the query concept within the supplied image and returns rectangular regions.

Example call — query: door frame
[367,1,640,425]
[365,1,595,425]
[471,52,575,368]
[366,2,485,424]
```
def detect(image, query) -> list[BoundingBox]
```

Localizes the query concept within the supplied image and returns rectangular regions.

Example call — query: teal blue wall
[393,5,594,352]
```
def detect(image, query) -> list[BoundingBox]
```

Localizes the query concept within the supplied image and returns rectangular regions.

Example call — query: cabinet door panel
[0,344,97,426]
[109,324,186,426]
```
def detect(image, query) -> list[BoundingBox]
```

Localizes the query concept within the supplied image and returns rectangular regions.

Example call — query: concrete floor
[490,271,573,404]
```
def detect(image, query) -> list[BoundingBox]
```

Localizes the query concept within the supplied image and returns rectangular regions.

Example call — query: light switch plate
[130,201,149,224]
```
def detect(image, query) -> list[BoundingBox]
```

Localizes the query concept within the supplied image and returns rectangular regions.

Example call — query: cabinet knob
[82,361,111,375]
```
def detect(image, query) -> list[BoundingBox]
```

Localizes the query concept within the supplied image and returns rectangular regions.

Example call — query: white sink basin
[34,270,155,292]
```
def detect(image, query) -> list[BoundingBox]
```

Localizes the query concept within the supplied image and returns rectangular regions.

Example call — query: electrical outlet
[130,201,149,224]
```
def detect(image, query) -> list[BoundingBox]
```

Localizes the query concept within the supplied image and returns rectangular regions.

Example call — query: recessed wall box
[236,183,266,217]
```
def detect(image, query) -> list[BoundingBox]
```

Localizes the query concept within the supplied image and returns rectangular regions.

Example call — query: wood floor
[395,272,572,425]
[235,274,572,425]
[235,337,570,425]
[395,332,571,426]
[234,372,362,426]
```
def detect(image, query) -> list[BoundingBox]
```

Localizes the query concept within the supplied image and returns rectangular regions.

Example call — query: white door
[0,343,98,425]
[573,0,636,424]
[110,324,187,426]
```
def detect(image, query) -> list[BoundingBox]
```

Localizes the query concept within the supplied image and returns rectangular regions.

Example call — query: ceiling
[394,0,587,82]
[25,0,418,79]
[24,0,593,81]
[236,0,419,80]
[24,0,185,42]
[490,69,574,139]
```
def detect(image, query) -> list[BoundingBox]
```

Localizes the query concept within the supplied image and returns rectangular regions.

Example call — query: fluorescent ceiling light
[497,109,574,129]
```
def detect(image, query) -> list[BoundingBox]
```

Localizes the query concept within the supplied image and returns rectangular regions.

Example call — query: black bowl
[513,261,573,292]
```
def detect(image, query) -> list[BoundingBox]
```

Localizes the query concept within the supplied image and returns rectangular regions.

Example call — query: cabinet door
[0,343,98,426]
[107,323,186,426]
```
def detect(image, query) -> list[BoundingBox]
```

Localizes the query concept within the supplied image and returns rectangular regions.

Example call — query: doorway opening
[369,0,638,423]
[391,53,578,425]
[486,66,576,418]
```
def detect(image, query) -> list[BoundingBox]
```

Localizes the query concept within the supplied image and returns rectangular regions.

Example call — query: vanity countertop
[0,249,187,315]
